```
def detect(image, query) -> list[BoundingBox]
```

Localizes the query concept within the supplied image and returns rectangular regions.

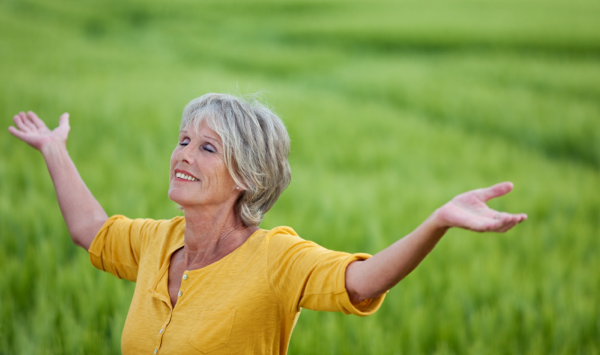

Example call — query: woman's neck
[180,205,258,269]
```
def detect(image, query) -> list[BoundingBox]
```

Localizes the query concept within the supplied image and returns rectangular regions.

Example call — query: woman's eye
[179,138,190,146]
[203,144,216,153]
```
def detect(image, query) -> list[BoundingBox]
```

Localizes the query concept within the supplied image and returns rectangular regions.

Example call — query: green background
[1,0,599,354]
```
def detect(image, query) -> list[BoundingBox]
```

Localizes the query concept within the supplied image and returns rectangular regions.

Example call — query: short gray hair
[181,93,291,226]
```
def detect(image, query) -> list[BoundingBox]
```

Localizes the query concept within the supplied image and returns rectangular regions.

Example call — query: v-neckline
[164,228,264,308]
[172,227,263,273]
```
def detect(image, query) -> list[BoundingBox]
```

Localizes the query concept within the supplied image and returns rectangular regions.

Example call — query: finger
[20,111,37,131]
[500,212,526,223]
[478,182,514,202]
[468,217,501,232]
[493,211,528,222]
[496,211,516,221]
[497,212,528,231]
[477,213,519,232]
[27,111,47,130]
[13,113,32,132]
[8,126,29,140]
[58,112,70,128]
[498,217,518,231]
[498,220,519,233]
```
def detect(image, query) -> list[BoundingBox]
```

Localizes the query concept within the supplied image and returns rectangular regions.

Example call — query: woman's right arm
[9,111,107,250]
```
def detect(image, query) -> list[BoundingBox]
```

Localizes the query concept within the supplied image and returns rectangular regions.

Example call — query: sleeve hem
[88,215,128,272]
[335,253,386,317]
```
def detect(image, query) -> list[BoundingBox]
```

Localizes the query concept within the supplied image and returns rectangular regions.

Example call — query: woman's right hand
[8,111,70,151]
[9,110,107,250]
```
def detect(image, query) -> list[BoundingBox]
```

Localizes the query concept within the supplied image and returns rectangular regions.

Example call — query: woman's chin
[168,189,192,207]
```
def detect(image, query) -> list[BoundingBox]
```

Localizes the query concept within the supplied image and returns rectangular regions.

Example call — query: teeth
[175,172,199,181]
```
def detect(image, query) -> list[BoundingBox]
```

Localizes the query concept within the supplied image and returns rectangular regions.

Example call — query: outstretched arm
[9,111,107,250]
[345,182,527,304]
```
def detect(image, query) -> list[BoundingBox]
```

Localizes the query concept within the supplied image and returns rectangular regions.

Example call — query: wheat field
[1,0,599,354]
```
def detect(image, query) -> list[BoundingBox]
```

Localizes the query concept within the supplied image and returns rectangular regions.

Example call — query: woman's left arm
[345,182,528,305]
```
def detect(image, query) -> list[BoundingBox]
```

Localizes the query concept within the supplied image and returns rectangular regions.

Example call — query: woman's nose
[177,145,195,165]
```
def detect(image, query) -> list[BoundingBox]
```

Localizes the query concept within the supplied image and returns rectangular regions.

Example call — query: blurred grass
[1,0,599,354]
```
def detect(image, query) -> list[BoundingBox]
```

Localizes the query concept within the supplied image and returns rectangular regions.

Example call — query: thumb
[478,181,514,202]
[59,112,70,128]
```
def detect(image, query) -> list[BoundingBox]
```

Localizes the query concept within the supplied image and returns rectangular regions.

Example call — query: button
[178,291,182,297]
[159,329,163,334]
[183,275,188,280]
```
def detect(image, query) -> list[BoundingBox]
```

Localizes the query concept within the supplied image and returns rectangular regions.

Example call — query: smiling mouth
[175,172,199,181]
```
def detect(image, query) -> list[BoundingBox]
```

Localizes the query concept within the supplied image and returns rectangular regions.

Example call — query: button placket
[156,271,191,353]
[178,271,189,299]
[155,311,173,351]
[152,244,185,354]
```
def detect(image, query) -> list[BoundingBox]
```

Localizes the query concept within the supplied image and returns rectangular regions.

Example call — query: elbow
[70,236,88,250]
[350,288,386,304]
[348,286,386,306]
[346,259,396,305]
[345,260,386,305]
[68,229,94,250]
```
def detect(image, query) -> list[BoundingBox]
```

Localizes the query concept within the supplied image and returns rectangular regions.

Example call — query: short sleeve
[88,215,157,282]
[267,227,386,317]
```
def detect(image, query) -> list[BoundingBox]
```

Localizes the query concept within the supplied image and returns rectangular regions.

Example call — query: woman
[9,93,527,354]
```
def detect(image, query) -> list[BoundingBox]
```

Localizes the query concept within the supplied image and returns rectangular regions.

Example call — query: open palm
[8,111,70,151]
[436,182,527,233]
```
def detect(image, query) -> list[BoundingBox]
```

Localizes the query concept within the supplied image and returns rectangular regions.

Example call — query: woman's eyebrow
[178,129,221,144]
[202,134,221,144]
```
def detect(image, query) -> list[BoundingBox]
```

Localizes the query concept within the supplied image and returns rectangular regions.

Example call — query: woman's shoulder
[146,216,186,238]
[105,214,185,226]
[255,226,302,242]
[257,226,324,253]
[101,215,185,242]
[240,226,301,250]
[264,226,298,237]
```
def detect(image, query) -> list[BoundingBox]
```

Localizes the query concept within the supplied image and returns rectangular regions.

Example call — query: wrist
[427,209,451,234]
[40,139,67,158]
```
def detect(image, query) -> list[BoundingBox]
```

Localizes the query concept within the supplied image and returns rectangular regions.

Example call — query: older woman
[9,93,526,354]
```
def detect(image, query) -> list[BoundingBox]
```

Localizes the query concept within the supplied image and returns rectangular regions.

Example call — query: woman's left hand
[434,182,527,233]
[346,181,527,303]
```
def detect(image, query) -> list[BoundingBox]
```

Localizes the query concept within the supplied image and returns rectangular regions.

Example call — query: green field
[1,0,599,354]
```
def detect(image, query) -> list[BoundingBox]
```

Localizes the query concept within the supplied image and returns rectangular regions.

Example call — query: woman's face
[168,119,239,211]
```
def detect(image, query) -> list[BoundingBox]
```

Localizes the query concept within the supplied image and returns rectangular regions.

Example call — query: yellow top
[89,215,385,355]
